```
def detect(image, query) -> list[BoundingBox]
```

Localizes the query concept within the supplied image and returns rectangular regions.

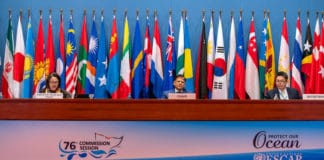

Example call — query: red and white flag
[245,15,260,99]
[13,16,25,98]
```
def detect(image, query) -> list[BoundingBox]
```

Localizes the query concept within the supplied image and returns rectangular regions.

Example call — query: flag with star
[77,14,88,94]
[245,14,259,99]
[131,16,144,99]
[207,15,215,99]
[315,16,324,93]
[212,14,227,99]
[94,15,108,98]
[310,15,322,93]
[176,13,184,76]
[301,16,313,93]
[2,13,14,98]
[85,15,98,94]
[291,15,304,95]
[65,15,78,96]
[163,13,177,93]
[259,15,267,98]
[278,15,290,86]
[195,15,208,99]
[234,15,246,100]
[106,14,120,98]
[22,14,35,98]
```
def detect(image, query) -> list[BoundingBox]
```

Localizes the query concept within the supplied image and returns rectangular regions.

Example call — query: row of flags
[2,11,324,99]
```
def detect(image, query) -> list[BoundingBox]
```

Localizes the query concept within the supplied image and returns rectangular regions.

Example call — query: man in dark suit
[163,75,187,99]
[265,71,301,99]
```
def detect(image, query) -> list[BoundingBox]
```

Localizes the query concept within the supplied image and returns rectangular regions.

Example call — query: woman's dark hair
[46,72,61,89]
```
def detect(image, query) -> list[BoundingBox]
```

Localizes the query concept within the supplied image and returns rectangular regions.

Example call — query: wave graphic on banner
[121,149,324,160]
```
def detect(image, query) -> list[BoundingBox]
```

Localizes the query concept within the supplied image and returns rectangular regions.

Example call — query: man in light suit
[265,71,302,100]
[163,75,187,99]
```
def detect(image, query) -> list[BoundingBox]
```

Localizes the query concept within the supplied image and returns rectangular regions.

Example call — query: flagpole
[113,8,116,17]
[267,10,270,19]
[19,9,22,21]
[136,9,139,19]
[60,9,63,22]
[92,9,95,20]
[240,8,242,18]
[284,10,286,18]
[263,9,266,19]
[28,8,30,19]
[70,9,73,20]
[231,10,233,19]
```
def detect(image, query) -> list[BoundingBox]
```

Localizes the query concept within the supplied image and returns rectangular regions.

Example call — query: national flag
[265,16,276,93]
[234,15,246,100]
[22,15,35,98]
[163,14,177,93]
[278,15,290,86]
[13,15,25,98]
[245,15,260,99]
[184,14,194,93]
[45,14,55,79]
[2,14,14,98]
[94,15,108,98]
[85,15,98,94]
[33,15,45,95]
[56,12,66,89]
[143,15,152,98]
[207,15,215,99]
[195,16,208,99]
[150,14,164,98]
[65,15,78,96]
[77,14,88,94]
[291,16,304,95]
[106,14,120,98]
[301,16,313,93]
[176,13,184,75]
[118,14,131,98]
[259,15,268,98]
[314,16,324,93]
[212,14,227,99]
[227,15,236,99]
[310,15,322,93]
[131,16,144,99]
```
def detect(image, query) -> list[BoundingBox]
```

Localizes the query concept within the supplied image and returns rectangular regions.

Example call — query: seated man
[163,75,187,99]
[264,71,301,100]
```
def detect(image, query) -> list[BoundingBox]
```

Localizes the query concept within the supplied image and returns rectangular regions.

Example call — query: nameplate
[302,94,324,100]
[168,93,196,99]
[34,93,64,99]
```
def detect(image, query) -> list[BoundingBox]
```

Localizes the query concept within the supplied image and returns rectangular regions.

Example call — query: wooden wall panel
[1,99,324,120]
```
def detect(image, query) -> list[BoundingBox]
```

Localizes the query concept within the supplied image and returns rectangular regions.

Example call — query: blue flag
[86,18,98,94]
[22,16,35,98]
[94,16,108,98]
[184,16,194,93]
[163,15,177,92]
[131,18,144,99]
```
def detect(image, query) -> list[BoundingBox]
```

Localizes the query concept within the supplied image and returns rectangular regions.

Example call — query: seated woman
[41,72,72,98]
